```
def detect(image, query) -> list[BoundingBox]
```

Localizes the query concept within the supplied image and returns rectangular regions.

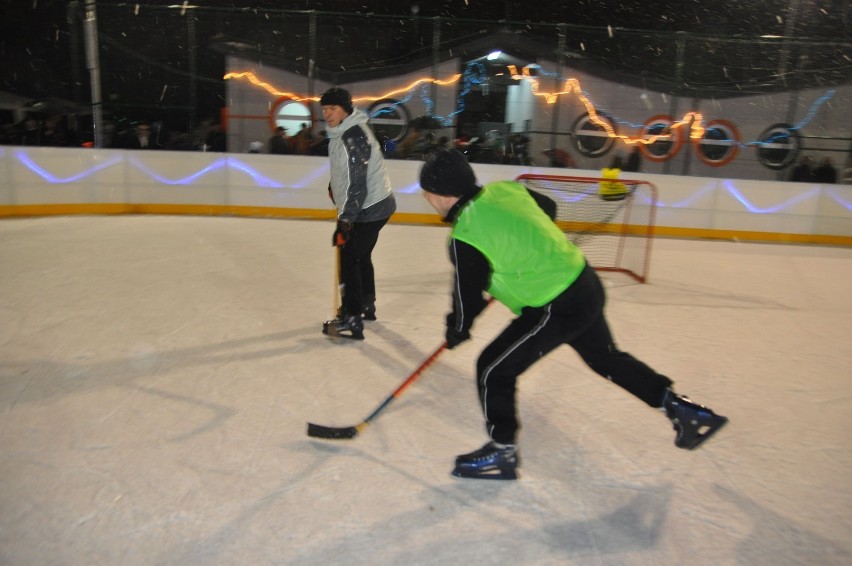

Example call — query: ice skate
[452,441,519,480]
[664,392,728,450]
[333,303,376,321]
[362,301,377,321]
[322,311,364,340]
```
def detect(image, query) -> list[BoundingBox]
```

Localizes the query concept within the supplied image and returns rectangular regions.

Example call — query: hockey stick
[324,246,344,338]
[307,341,448,439]
[334,245,343,314]
[308,297,496,439]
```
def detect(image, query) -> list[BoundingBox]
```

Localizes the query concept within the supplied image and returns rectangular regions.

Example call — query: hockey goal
[516,173,657,283]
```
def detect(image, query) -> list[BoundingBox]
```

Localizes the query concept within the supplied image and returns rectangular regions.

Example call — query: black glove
[332,219,352,247]
[445,312,470,350]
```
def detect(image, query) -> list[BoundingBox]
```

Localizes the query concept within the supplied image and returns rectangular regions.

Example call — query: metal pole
[665,32,686,175]
[187,13,197,139]
[681,97,698,176]
[431,16,441,115]
[67,2,82,109]
[551,24,566,167]
[777,0,801,87]
[83,0,103,148]
[309,11,317,113]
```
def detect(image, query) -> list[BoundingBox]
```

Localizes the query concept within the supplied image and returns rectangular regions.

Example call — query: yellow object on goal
[598,167,628,201]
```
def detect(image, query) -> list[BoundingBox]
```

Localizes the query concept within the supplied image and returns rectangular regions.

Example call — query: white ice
[1,215,851,565]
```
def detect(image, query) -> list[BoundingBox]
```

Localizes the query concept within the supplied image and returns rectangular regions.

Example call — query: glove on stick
[333,219,352,247]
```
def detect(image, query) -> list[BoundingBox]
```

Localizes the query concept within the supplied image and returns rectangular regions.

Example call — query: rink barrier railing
[3,203,848,246]
[1,147,850,247]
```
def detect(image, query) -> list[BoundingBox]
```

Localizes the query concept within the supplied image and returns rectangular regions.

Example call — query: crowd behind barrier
[3,5,850,186]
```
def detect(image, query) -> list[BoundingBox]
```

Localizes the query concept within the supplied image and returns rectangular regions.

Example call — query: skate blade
[452,466,518,480]
[332,332,364,341]
[322,327,364,341]
[677,415,728,450]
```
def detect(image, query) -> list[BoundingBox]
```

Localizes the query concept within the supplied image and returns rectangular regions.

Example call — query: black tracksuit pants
[476,263,673,445]
[339,218,389,315]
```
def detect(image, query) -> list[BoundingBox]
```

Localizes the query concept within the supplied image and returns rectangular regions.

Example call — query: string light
[225,65,695,145]
[225,64,834,148]
[505,65,704,144]
[223,71,463,105]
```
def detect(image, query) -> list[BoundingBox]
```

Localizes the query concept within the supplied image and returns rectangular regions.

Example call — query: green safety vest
[452,181,586,314]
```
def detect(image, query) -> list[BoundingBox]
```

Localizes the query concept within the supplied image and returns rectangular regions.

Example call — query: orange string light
[223,71,463,104]
[506,65,705,144]
[225,66,706,144]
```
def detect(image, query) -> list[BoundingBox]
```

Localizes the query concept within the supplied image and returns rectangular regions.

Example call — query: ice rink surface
[1,215,850,565]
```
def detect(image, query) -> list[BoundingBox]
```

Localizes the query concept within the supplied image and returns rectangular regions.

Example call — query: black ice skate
[452,441,519,480]
[362,302,377,321]
[333,303,376,321]
[664,393,728,450]
[322,312,364,340]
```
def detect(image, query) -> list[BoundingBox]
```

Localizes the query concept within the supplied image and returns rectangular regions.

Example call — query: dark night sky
[1,1,849,114]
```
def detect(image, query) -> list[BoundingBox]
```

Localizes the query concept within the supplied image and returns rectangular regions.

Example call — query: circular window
[270,98,312,134]
[367,98,410,143]
[638,115,683,162]
[571,112,616,158]
[695,119,740,167]
[755,123,800,171]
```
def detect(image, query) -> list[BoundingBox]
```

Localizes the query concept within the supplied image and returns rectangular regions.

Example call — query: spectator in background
[290,123,312,155]
[124,122,157,149]
[397,125,423,159]
[40,115,70,147]
[119,121,162,149]
[164,130,193,151]
[813,157,837,184]
[789,155,814,182]
[309,130,330,156]
[268,126,291,154]
[203,121,227,152]
[505,133,530,165]
[19,118,42,145]
[624,145,642,172]
[543,147,576,168]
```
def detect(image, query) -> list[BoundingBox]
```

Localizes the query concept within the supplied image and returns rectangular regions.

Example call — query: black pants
[339,217,389,315]
[476,263,673,445]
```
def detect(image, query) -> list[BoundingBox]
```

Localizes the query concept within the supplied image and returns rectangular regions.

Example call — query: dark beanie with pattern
[319,87,353,114]
[419,148,480,197]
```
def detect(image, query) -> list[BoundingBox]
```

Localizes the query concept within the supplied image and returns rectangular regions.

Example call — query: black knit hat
[419,148,480,197]
[319,87,353,114]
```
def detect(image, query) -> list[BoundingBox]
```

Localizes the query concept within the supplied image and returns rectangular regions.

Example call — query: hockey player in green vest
[418,148,727,480]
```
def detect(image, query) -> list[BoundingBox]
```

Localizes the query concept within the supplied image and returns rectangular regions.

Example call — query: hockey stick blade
[306,299,494,442]
[306,422,361,440]
[306,340,452,441]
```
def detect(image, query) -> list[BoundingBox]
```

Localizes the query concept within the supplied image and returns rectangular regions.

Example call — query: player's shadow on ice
[1,324,326,407]
[538,484,673,555]
[284,441,674,563]
[714,484,850,565]
[293,440,673,559]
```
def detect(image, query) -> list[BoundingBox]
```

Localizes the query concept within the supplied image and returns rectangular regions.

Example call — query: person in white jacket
[320,87,397,340]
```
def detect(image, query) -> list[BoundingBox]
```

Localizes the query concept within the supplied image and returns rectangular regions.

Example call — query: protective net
[516,174,657,283]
